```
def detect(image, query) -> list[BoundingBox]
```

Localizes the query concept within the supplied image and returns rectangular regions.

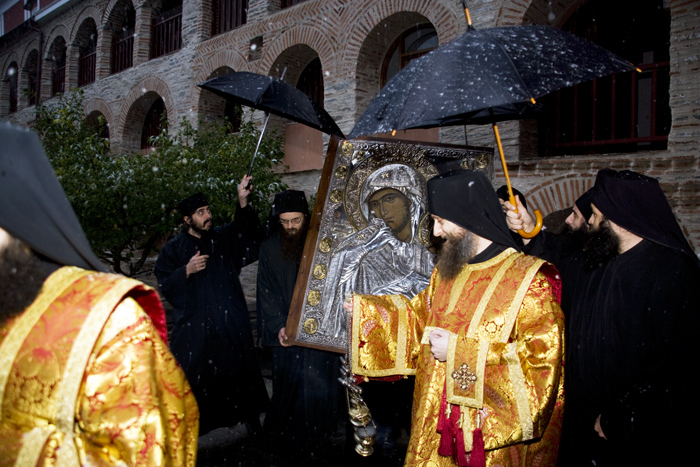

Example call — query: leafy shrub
[35,89,286,275]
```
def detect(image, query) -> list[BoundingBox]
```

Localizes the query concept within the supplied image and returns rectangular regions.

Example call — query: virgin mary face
[368,188,412,242]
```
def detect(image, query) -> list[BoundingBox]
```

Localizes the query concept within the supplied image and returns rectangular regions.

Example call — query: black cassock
[155,203,268,434]
[561,240,700,466]
[256,231,341,461]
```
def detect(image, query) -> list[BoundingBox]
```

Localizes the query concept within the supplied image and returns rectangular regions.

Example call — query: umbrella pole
[491,122,542,239]
[245,68,288,189]
[247,111,271,177]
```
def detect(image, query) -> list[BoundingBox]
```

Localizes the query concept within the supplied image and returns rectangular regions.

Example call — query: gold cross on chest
[451,362,477,391]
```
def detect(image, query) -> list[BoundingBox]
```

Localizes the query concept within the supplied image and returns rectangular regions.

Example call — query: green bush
[35,89,286,276]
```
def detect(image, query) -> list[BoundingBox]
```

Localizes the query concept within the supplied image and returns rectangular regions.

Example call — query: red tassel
[469,427,486,467]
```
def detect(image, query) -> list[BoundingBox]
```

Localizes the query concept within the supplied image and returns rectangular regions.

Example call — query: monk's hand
[594,414,607,439]
[429,329,449,362]
[504,195,535,233]
[343,293,353,313]
[238,175,252,208]
[186,250,209,277]
[278,327,291,347]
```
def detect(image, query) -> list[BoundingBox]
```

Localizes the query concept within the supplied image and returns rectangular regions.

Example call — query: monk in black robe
[154,178,268,435]
[563,170,699,466]
[256,190,341,465]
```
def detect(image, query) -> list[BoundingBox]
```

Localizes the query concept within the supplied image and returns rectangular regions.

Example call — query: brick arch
[191,49,249,85]
[2,52,21,76]
[495,0,533,26]
[44,25,70,59]
[339,0,462,75]
[523,174,595,218]
[116,77,174,151]
[18,39,41,68]
[257,25,338,79]
[84,97,114,127]
[70,5,102,41]
[102,0,134,26]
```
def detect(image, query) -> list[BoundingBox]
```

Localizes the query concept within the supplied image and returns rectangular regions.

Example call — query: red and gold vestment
[351,249,564,466]
[0,267,199,466]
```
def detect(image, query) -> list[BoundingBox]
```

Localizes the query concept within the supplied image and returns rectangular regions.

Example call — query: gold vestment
[351,249,564,466]
[0,267,199,466]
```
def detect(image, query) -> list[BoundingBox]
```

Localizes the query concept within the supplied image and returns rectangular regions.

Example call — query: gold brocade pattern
[351,249,565,467]
[0,267,199,466]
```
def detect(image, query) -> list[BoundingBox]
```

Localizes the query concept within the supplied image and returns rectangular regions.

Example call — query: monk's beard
[584,219,620,270]
[436,230,477,280]
[280,219,308,262]
[560,224,590,257]
[0,238,48,323]
[184,217,213,236]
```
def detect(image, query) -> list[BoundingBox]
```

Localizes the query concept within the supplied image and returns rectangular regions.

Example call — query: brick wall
[0,0,698,253]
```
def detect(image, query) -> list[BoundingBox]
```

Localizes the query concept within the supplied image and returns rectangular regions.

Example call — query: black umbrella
[348,25,638,237]
[199,71,344,187]
[198,71,344,138]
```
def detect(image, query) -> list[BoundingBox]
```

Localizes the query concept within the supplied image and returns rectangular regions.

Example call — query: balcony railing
[151,6,182,59]
[52,65,65,96]
[550,61,670,154]
[112,29,134,74]
[79,50,96,87]
[211,0,247,36]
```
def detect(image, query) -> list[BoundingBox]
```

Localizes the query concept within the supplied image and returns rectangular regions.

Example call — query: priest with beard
[558,169,700,467]
[256,190,341,465]
[0,124,198,465]
[345,170,565,467]
[154,183,268,436]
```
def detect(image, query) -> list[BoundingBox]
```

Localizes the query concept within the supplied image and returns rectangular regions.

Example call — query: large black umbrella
[198,71,344,138]
[348,25,638,237]
[199,71,344,185]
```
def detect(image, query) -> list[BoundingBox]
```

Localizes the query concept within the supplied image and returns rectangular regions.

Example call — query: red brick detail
[115,76,174,148]
[84,97,114,126]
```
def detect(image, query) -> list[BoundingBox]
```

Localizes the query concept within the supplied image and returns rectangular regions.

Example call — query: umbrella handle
[493,120,543,239]
[519,208,543,239]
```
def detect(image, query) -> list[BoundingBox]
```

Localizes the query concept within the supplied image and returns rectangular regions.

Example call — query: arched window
[297,57,323,105]
[87,111,110,140]
[112,2,136,74]
[6,63,18,113]
[151,0,182,59]
[223,100,242,133]
[50,37,67,97]
[24,50,39,106]
[141,97,166,149]
[381,24,438,87]
[538,0,670,156]
[77,20,98,87]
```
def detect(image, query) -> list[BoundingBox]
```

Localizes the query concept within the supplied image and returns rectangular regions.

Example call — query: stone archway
[523,174,595,217]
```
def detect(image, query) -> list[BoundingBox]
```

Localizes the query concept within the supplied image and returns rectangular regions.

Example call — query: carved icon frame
[285,136,494,353]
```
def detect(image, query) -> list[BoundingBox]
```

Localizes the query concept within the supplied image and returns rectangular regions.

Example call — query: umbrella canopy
[198,71,345,138]
[348,25,637,138]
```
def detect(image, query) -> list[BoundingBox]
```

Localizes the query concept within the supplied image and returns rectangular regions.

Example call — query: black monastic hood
[0,123,105,271]
[428,169,521,251]
[590,168,698,265]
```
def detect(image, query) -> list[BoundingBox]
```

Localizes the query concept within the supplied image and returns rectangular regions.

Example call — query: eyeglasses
[279,216,303,227]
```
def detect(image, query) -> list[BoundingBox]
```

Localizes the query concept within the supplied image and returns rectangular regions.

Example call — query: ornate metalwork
[452,362,478,391]
[303,318,319,335]
[293,138,494,352]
